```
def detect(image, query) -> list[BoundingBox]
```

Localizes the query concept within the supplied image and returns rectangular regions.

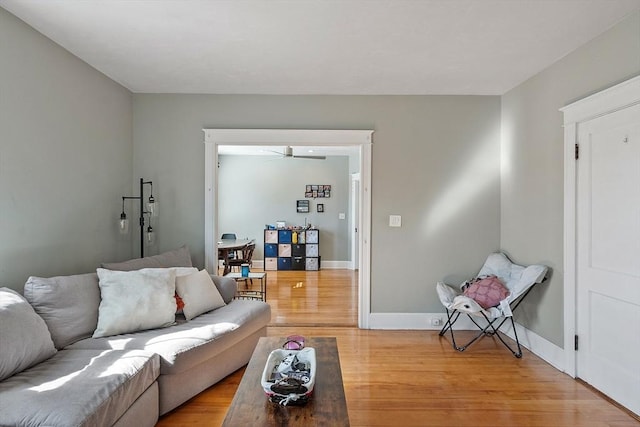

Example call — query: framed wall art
[305,185,331,198]
[296,200,310,213]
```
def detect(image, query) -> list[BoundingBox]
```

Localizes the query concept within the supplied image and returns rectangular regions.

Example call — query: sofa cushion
[69,299,271,376]
[101,245,193,271]
[175,270,226,321]
[24,272,101,349]
[0,349,159,427]
[0,288,57,381]
[94,268,177,338]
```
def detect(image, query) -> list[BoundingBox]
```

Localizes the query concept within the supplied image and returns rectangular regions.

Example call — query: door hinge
[574,335,579,351]
[575,144,579,160]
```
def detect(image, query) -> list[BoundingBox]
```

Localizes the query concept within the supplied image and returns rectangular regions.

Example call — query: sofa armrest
[210,275,237,304]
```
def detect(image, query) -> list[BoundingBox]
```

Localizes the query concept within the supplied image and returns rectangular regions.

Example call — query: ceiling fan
[269,146,326,160]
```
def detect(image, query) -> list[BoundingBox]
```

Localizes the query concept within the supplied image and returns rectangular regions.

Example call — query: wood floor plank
[157,270,639,426]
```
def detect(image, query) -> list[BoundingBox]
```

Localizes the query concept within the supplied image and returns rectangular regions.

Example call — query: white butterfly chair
[436,252,548,358]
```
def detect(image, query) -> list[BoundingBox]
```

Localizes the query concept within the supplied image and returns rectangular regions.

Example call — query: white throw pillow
[171,267,198,314]
[175,269,226,321]
[0,288,57,381]
[94,268,177,338]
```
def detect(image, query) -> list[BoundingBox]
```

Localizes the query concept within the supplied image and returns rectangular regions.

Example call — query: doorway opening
[203,129,373,328]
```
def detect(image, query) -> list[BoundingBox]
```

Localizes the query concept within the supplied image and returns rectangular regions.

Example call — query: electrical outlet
[431,317,442,327]
[389,215,402,227]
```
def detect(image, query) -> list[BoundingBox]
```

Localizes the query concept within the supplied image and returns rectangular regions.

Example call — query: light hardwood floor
[157,269,639,426]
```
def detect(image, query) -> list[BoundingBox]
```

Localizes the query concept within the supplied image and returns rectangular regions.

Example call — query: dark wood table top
[222,336,349,427]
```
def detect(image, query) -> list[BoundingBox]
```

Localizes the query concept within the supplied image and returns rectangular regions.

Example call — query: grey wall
[218,154,350,261]
[0,8,133,292]
[501,10,640,347]
[132,95,501,314]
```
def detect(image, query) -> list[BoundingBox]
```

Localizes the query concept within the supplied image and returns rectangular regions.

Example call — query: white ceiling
[2,0,639,95]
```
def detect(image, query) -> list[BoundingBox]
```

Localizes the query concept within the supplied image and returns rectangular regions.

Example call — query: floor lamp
[119,178,157,258]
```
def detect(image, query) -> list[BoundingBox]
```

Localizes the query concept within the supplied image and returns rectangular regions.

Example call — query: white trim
[203,128,374,329]
[562,121,578,377]
[321,260,351,269]
[560,75,640,124]
[369,312,565,370]
[368,312,474,330]
[203,128,373,145]
[499,319,566,372]
[350,172,361,271]
[203,141,217,273]
[560,74,640,379]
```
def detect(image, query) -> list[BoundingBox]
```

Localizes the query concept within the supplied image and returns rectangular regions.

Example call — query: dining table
[218,239,253,275]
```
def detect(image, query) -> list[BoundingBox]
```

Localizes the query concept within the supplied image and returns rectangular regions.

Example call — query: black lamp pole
[121,178,154,258]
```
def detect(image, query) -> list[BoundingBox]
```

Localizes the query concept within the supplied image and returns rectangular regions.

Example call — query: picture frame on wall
[297,200,310,213]
[305,184,332,198]
[317,203,324,213]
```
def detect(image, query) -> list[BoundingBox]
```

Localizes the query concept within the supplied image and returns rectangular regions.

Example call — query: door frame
[350,172,360,270]
[560,75,640,377]
[203,128,374,329]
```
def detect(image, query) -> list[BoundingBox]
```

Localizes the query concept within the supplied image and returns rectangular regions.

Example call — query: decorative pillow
[23,273,101,349]
[0,288,57,381]
[210,275,238,304]
[93,268,177,338]
[175,269,226,321]
[175,294,185,312]
[462,275,510,309]
[172,267,198,314]
[101,245,193,271]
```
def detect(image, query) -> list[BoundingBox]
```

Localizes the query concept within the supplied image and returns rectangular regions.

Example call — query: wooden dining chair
[218,233,238,265]
[227,243,256,284]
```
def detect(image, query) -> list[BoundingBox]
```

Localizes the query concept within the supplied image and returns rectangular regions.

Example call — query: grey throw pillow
[23,273,101,349]
[101,245,192,271]
[0,288,57,381]
[175,270,226,321]
[210,275,238,304]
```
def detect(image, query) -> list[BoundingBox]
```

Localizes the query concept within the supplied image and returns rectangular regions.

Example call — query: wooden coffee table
[222,336,349,426]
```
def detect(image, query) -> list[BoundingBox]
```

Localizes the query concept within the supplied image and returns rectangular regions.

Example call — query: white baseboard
[368,312,477,330]
[321,260,350,269]
[368,312,565,371]
[499,318,565,371]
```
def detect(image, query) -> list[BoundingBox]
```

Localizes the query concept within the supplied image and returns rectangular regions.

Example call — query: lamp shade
[119,213,129,235]
[147,196,158,217]
[146,225,155,245]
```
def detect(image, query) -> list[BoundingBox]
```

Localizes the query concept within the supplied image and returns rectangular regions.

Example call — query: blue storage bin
[264,243,278,258]
[278,229,292,244]
[278,257,292,270]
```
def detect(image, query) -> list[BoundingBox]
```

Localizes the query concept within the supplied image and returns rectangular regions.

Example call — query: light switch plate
[338,213,346,220]
[389,215,402,227]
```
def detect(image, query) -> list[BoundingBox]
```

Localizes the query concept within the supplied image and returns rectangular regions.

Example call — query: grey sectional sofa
[0,246,271,426]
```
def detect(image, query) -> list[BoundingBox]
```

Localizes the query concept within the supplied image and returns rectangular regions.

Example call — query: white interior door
[576,103,640,416]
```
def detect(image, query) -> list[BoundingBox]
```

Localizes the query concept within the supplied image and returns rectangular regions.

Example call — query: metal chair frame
[438,285,539,358]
